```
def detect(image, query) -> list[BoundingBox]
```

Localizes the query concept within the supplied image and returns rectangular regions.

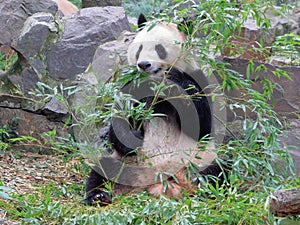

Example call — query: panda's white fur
[141,113,215,173]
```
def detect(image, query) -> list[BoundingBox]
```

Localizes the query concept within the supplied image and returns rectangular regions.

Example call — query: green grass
[272,33,300,66]
[1,180,299,224]
[0,147,299,224]
[0,180,283,224]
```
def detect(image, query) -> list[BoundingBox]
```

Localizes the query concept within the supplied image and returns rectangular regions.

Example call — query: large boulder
[0,0,58,45]
[5,12,59,97]
[46,7,131,80]
[91,31,136,83]
[217,56,300,174]
[0,107,68,153]
[278,120,300,174]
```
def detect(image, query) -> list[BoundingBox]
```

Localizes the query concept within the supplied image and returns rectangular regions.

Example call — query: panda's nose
[137,61,151,71]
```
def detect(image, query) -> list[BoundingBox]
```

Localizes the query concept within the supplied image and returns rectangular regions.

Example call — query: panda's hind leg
[147,182,183,199]
[85,168,112,206]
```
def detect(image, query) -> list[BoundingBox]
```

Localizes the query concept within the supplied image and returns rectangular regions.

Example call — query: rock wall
[0,0,131,92]
[0,0,131,147]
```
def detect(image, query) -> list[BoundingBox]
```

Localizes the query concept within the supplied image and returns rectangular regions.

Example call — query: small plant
[0,117,20,150]
[0,51,18,72]
[0,125,10,143]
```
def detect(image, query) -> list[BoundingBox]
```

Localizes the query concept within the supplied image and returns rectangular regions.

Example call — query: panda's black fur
[85,14,228,206]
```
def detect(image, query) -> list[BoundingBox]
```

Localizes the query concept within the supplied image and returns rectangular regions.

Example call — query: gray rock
[92,31,136,83]
[226,119,300,175]
[222,6,300,61]
[0,4,132,150]
[14,12,58,59]
[46,7,131,80]
[0,94,23,109]
[70,31,135,143]
[266,7,300,36]
[1,6,131,96]
[71,67,103,144]
[0,0,58,45]
[41,97,69,122]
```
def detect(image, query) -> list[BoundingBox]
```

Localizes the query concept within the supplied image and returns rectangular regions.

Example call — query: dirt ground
[0,152,84,195]
[0,152,85,224]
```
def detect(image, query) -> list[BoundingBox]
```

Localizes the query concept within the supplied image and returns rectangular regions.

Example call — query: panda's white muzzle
[137,60,168,76]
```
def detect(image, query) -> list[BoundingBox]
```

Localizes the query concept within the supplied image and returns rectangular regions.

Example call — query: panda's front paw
[86,191,112,206]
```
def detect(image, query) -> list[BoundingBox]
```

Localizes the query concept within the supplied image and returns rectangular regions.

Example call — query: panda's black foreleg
[85,168,112,206]
[108,117,144,156]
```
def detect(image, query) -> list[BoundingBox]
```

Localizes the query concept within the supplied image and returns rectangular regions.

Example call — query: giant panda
[85,14,227,206]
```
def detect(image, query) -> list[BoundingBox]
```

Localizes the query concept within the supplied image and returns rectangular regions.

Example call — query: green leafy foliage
[0,125,10,144]
[1,180,299,224]
[272,32,300,65]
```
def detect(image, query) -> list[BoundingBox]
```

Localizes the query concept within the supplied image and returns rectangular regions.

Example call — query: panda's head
[127,14,196,76]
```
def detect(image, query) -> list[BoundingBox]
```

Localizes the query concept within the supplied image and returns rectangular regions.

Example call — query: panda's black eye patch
[155,44,167,60]
[136,44,143,60]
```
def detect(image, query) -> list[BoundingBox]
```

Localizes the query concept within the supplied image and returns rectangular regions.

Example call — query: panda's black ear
[137,14,147,29]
